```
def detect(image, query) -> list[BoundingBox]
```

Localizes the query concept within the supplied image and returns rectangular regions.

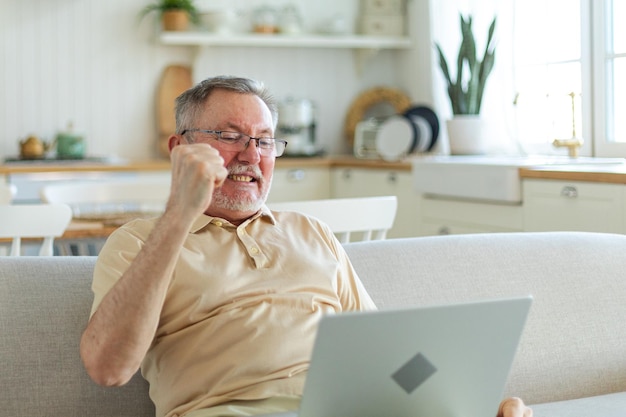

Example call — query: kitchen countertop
[519,164,626,184]
[8,155,626,180]
[0,155,412,174]
[278,155,412,171]
[328,155,411,171]
[0,158,172,174]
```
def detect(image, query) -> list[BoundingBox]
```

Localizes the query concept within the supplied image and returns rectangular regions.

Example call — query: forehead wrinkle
[220,122,273,137]
[203,90,274,135]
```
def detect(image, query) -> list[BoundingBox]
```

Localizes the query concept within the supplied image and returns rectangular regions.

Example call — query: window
[512,0,624,157]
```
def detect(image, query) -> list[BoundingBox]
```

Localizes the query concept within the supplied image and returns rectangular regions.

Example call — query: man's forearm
[79,209,193,386]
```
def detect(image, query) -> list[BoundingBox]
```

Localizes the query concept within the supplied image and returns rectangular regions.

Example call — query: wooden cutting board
[156,64,193,157]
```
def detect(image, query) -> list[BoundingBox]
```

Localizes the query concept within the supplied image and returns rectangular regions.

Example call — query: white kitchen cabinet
[330,167,419,238]
[418,196,523,236]
[523,179,625,233]
[267,166,331,203]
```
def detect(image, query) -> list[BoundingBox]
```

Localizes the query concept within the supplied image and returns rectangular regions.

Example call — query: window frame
[593,0,626,156]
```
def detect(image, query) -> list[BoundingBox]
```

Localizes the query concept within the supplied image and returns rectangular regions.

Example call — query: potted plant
[434,14,496,154]
[139,0,200,31]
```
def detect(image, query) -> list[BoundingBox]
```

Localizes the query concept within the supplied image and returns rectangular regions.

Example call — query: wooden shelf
[159,31,412,50]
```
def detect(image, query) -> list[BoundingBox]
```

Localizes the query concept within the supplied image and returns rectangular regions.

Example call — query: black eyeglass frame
[180,129,288,157]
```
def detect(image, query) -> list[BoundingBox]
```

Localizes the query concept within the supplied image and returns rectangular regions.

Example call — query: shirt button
[250,246,259,255]
[214,220,223,227]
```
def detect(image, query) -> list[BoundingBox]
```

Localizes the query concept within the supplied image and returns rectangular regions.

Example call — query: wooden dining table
[61,210,161,240]
[54,212,160,256]
[61,219,121,240]
[0,212,155,250]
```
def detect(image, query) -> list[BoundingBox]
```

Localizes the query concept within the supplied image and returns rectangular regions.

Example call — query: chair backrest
[40,180,171,215]
[0,204,73,256]
[268,196,398,243]
[0,183,16,204]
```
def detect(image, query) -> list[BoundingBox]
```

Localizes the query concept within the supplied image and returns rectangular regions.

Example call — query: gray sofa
[1,232,625,416]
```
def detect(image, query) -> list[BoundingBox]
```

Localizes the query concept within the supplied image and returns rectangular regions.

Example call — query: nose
[238,137,262,163]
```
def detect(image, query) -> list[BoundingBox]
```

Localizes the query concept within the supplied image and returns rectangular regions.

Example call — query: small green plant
[435,14,496,115]
[138,0,200,25]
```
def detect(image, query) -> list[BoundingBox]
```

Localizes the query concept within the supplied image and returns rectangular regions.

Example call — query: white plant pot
[446,116,489,155]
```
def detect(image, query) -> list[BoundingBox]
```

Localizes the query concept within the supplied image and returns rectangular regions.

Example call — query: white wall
[1,0,189,160]
[0,0,435,161]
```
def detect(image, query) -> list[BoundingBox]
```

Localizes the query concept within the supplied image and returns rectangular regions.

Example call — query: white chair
[0,204,72,256]
[39,180,171,216]
[0,183,16,204]
[268,195,398,243]
[39,180,171,256]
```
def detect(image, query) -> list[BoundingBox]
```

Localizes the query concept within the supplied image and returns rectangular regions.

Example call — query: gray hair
[174,75,278,134]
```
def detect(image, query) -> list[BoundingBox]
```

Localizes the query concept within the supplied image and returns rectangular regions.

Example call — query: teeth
[230,175,253,182]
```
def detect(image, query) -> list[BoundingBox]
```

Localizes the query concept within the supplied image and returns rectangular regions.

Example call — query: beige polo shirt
[91,205,376,417]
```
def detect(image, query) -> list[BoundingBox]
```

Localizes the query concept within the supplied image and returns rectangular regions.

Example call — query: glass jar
[279,4,303,35]
[252,5,278,34]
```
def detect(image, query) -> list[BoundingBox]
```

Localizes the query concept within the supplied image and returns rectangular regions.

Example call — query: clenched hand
[168,143,228,217]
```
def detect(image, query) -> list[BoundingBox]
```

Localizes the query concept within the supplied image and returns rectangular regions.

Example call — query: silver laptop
[259,296,532,417]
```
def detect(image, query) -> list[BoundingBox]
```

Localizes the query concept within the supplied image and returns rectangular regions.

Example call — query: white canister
[278,97,315,127]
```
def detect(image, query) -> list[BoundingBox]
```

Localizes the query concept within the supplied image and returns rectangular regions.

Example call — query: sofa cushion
[0,256,154,417]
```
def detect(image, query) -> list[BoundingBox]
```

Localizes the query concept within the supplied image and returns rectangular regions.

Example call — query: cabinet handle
[560,186,578,198]
[387,171,398,183]
[438,226,451,235]
[341,169,352,180]
[286,169,305,182]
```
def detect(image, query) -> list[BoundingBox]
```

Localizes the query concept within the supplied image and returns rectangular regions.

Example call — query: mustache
[227,164,263,180]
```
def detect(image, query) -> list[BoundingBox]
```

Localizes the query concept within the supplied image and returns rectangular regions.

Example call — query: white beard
[211,164,273,212]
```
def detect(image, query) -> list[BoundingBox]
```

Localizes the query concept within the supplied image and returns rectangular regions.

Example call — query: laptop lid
[296,296,532,417]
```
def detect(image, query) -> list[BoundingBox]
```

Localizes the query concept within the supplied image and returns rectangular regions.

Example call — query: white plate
[375,115,416,161]
[403,106,439,152]
[412,116,432,152]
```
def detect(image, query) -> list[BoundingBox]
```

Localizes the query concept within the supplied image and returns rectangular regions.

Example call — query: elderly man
[80,75,532,417]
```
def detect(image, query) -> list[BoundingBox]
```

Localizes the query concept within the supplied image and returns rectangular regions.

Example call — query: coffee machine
[277,97,317,156]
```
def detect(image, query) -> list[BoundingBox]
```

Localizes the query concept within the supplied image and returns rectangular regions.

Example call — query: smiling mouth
[229,174,256,183]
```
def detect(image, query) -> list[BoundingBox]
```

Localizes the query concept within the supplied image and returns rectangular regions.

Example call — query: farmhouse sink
[412,155,626,203]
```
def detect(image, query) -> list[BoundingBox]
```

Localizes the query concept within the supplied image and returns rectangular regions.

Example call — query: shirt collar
[189,204,276,233]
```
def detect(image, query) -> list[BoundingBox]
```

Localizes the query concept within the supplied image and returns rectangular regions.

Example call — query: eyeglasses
[181,129,288,157]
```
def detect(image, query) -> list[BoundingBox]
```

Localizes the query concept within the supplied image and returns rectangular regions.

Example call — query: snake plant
[435,14,497,115]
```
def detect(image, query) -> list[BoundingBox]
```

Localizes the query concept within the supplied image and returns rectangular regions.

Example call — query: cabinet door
[419,196,523,236]
[267,167,331,203]
[523,179,625,233]
[331,168,419,238]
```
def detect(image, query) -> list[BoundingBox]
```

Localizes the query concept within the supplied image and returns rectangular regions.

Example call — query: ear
[168,134,183,153]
